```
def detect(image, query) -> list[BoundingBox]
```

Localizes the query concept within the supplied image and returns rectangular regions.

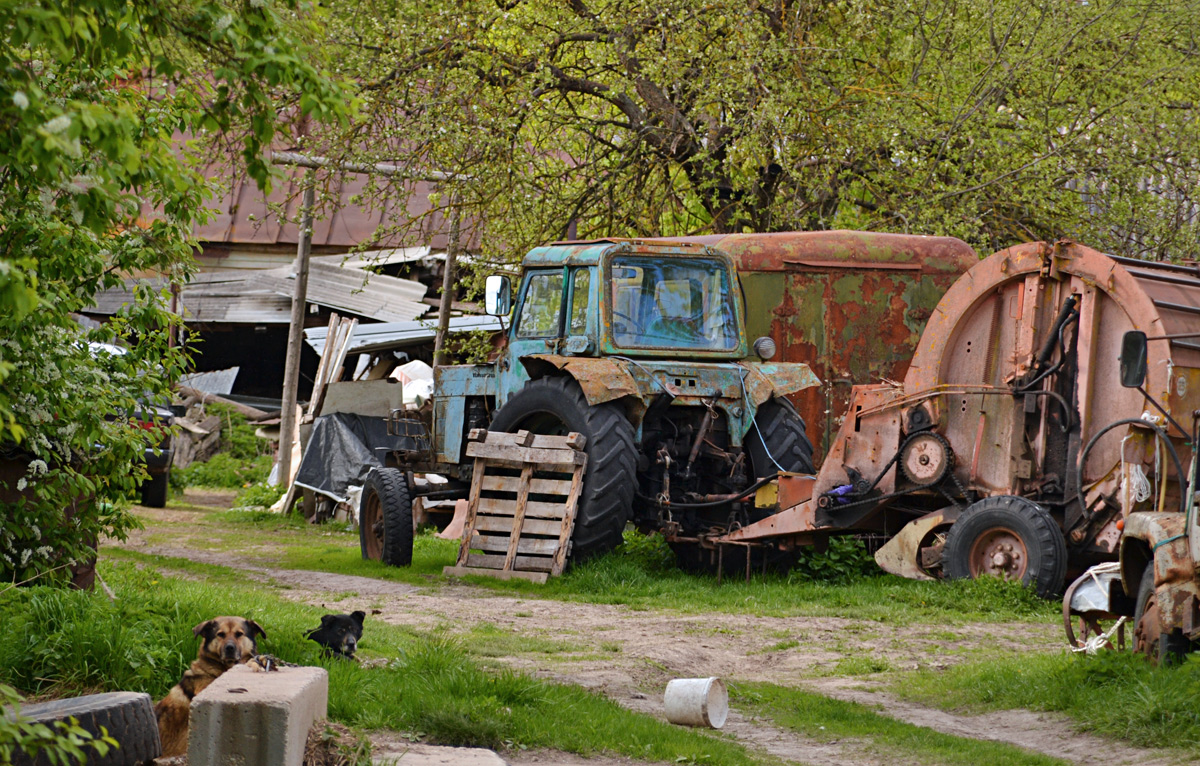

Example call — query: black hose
[1035,296,1077,371]
[1076,418,1186,517]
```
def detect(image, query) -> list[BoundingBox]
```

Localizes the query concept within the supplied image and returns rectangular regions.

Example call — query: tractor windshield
[609,257,739,351]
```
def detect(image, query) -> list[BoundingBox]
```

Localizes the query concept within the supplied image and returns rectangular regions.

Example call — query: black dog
[305,611,365,659]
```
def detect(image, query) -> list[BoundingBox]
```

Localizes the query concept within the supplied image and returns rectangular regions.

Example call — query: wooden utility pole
[276,174,315,486]
[433,199,461,367]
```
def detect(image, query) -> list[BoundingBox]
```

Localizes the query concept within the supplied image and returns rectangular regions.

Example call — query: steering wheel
[612,310,644,333]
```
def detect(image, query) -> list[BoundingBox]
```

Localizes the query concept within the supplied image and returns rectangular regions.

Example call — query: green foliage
[180,453,272,489]
[233,481,287,509]
[787,537,879,583]
[0,563,764,764]
[325,0,1200,263]
[0,683,117,766]
[0,0,351,585]
[896,649,1200,755]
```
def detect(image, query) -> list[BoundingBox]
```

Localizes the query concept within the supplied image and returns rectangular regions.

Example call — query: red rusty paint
[666,231,978,464]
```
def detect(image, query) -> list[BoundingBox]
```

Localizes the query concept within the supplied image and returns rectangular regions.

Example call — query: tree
[320,0,1200,261]
[0,0,350,584]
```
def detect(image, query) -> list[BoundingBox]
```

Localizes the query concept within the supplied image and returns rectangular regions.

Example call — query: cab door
[496,268,566,404]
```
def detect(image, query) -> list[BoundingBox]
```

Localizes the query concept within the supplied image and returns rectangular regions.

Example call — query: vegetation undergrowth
[892,650,1200,754]
[732,681,1066,766]
[0,562,766,764]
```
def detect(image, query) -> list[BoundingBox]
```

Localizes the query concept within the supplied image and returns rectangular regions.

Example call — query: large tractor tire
[359,467,413,566]
[139,470,169,508]
[10,691,161,766]
[943,495,1067,599]
[490,376,637,559]
[1133,561,1193,664]
[745,397,814,478]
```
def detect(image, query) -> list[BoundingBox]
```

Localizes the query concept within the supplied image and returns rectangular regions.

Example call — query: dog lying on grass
[305,611,365,659]
[155,616,265,758]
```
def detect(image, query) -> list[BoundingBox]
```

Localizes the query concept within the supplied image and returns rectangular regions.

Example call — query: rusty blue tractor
[358,238,819,569]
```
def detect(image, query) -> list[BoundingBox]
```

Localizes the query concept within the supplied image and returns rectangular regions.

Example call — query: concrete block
[189,664,328,766]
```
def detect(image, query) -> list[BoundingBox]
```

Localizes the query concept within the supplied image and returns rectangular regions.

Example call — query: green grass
[893,650,1200,755]
[0,562,767,764]
[732,681,1067,766]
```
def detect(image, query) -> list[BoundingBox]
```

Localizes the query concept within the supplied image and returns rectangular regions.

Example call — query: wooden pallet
[442,429,587,583]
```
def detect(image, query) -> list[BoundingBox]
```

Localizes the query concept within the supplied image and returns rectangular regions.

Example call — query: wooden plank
[468,430,584,450]
[503,463,534,570]
[471,516,563,536]
[464,552,554,572]
[480,474,575,496]
[471,532,562,557]
[442,566,549,584]
[551,462,586,575]
[474,497,567,520]
[455,455,489,566]
[464,441,585,466]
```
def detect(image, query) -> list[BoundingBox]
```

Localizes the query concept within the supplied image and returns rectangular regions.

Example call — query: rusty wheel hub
[967,527,1027,580]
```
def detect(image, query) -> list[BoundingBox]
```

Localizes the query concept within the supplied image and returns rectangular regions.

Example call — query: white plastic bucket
[663,677,728,729]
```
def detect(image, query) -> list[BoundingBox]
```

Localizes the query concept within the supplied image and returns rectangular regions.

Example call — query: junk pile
[171,385,276,470]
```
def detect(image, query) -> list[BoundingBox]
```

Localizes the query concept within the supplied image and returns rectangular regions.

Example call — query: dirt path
[111,494,1181,766]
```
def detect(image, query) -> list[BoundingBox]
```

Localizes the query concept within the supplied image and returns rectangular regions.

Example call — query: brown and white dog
[155,616,265,758]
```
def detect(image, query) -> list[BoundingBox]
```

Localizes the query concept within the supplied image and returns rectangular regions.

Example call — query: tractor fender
[1121,511,1193,630]
[520,355,642,407]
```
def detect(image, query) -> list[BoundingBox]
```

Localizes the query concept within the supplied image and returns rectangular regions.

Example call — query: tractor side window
[568,268,591,335]
[517,271,564,338]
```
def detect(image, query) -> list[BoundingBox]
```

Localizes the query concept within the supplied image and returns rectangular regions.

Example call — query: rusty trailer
[720,240,1200,599]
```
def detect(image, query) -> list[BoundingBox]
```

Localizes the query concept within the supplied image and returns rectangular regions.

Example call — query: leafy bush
[233,482,286,509]
[179,453,272,489]
[787,537,879,583]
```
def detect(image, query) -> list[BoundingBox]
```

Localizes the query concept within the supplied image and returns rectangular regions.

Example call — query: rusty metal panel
[691,231,977,464]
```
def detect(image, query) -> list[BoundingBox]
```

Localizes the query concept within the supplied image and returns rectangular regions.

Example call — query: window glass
[517,271,563,338]
[609,257,739,351]
[568,268,591,334]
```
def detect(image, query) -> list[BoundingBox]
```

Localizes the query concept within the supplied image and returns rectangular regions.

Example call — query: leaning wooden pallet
[443,428,587,583]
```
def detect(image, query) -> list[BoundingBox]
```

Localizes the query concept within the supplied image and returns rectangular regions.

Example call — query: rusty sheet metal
[1124,511,1195,633]
[523,355,642,405]
[741,362,821,402]
[669,231,977,465]
[873,507,963,581]
[719,498,819,542]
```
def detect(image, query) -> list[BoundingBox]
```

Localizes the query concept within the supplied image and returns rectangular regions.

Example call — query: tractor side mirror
[1119,330,1148,388]
[484,275,511,316]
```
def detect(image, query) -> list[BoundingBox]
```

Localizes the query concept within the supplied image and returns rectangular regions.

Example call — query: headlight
[753,336,777,360]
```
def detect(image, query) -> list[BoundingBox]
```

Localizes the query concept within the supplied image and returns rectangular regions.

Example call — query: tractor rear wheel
[745,397,814,478]
[490,376,637,560]
[359,467,413,566]
[943,495,1067,599]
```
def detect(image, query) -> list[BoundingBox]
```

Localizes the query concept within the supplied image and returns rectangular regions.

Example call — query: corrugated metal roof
[86,261,430,325]
[304,315,504,356]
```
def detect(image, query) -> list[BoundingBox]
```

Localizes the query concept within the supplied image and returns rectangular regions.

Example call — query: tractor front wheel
[489,376,637,560]
[359,467,413,566]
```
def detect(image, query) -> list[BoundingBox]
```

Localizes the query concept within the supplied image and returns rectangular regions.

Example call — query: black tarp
[293,413,417,502]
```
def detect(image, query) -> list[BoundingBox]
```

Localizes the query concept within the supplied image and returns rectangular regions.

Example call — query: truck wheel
[942,495,1067,599]
[490,376,637,559]
[359,467,413,566]
[10,691,161,766]
[1134,561,1193,664]
[139,470,169,508]
[745,397,814,478]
